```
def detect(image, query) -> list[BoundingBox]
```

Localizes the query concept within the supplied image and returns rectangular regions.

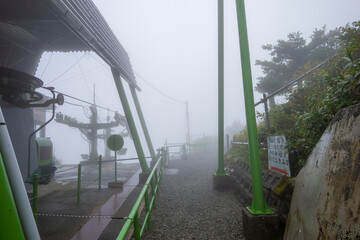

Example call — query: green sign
[107,135,124,151]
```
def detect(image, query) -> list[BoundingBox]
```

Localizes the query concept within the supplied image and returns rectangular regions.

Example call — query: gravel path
[141,152,245,240]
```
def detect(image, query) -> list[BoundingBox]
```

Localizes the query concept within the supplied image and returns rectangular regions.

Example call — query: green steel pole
[0,153,25,240]
[32,174,39,224]
[216,0,226,176]
[235,0,273,215]
[111,68,150,173]
[98,155,102,189]
[130,86,157,166]
[77,164,81,206]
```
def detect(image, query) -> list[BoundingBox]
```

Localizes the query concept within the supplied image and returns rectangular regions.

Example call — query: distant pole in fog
[186,101,190,151]
[215,0,226,176]
[226,134,229,151]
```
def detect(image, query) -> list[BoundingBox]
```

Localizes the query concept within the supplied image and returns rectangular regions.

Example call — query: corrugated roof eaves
[69,0,135,81]
[50,0,136,86]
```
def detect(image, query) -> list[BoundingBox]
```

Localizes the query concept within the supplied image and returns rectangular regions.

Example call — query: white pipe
[0,107,40,240]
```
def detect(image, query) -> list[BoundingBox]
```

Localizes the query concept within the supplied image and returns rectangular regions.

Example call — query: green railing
[116,152,165,240]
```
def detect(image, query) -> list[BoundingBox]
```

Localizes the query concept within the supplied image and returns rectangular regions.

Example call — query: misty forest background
[225,21,360,175]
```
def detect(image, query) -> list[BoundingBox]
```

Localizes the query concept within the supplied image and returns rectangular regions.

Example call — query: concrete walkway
[141,152,245,240]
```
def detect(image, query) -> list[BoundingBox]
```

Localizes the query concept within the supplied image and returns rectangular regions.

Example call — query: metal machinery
[0,1,153,239]
[0,66,63,183]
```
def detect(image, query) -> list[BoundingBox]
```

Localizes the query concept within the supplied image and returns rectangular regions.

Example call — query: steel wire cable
[45,53,87,86]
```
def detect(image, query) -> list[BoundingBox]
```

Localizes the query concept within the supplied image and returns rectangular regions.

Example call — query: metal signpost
[107,135,125,182]
[267,136,291,177]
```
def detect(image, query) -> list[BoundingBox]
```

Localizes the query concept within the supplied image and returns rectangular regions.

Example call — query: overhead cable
[49,89,117,113]
[135,71,186,105]
[45,53,87,86]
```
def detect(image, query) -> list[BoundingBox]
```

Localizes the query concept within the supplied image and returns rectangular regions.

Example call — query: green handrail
[98,155,102,189]
[116,154,164,240]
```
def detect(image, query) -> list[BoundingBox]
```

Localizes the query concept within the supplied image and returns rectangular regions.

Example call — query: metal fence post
[161,148,165,167]
[150,179,157,209]
[32,174,39,224]
[154,169,159,196]
[77,164,81,206]
[166,147,169,165]
[144,192,152,231]
[226,134,230,151]
[98,155,102,190]
[133,212,141,240]
[115,151,117,182]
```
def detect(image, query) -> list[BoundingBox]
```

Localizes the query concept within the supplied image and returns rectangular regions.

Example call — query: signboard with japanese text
[267,136,291,177]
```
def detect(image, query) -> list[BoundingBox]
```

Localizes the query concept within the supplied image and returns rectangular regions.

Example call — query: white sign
[267,136,291,177]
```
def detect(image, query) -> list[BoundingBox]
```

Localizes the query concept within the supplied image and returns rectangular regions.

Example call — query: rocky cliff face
[284,103,360,240]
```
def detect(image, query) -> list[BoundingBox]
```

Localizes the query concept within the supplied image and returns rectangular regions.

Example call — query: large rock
[284,104,360,239]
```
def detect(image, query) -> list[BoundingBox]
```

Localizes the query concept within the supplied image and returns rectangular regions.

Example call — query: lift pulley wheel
[0,66,44,107]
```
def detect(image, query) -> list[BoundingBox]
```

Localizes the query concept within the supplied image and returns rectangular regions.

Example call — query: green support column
[0,153,25,240]
[130,86,157,166]
[216,0,226,176]
[111,68,150,173]
[235,0,273,214]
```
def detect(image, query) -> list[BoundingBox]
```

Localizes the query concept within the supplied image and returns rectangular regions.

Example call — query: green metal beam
[0,153,25,240]
[0,108,40,239]
[235,0,273,214]
[130,86,157,166]
[111,69,150,173]
[216,0,226,176]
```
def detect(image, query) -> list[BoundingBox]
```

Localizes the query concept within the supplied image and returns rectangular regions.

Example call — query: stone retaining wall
[224,155,294,226]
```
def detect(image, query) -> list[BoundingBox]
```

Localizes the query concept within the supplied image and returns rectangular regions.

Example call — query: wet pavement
[141,152,245,240]
[36,159,144,240]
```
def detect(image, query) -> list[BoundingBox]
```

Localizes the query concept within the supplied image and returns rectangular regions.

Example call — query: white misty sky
[36,0,359,164]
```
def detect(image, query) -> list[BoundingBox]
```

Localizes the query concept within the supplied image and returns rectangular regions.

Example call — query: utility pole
[55,110,126,161]
[55,89,128,161]
[100,115,112,159]
[186,101,191,151]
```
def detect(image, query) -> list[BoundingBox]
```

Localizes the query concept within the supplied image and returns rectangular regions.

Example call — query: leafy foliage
[230,22,360,175]
[257,21,360,173]
[255,26,339,96]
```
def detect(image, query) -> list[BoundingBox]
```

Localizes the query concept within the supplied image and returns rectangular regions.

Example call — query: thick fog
[35,0,359,164]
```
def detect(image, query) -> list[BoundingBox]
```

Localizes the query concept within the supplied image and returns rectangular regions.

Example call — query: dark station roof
[0,0,138,88]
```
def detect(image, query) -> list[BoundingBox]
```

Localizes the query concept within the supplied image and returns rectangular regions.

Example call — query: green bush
[257,21,360,174]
